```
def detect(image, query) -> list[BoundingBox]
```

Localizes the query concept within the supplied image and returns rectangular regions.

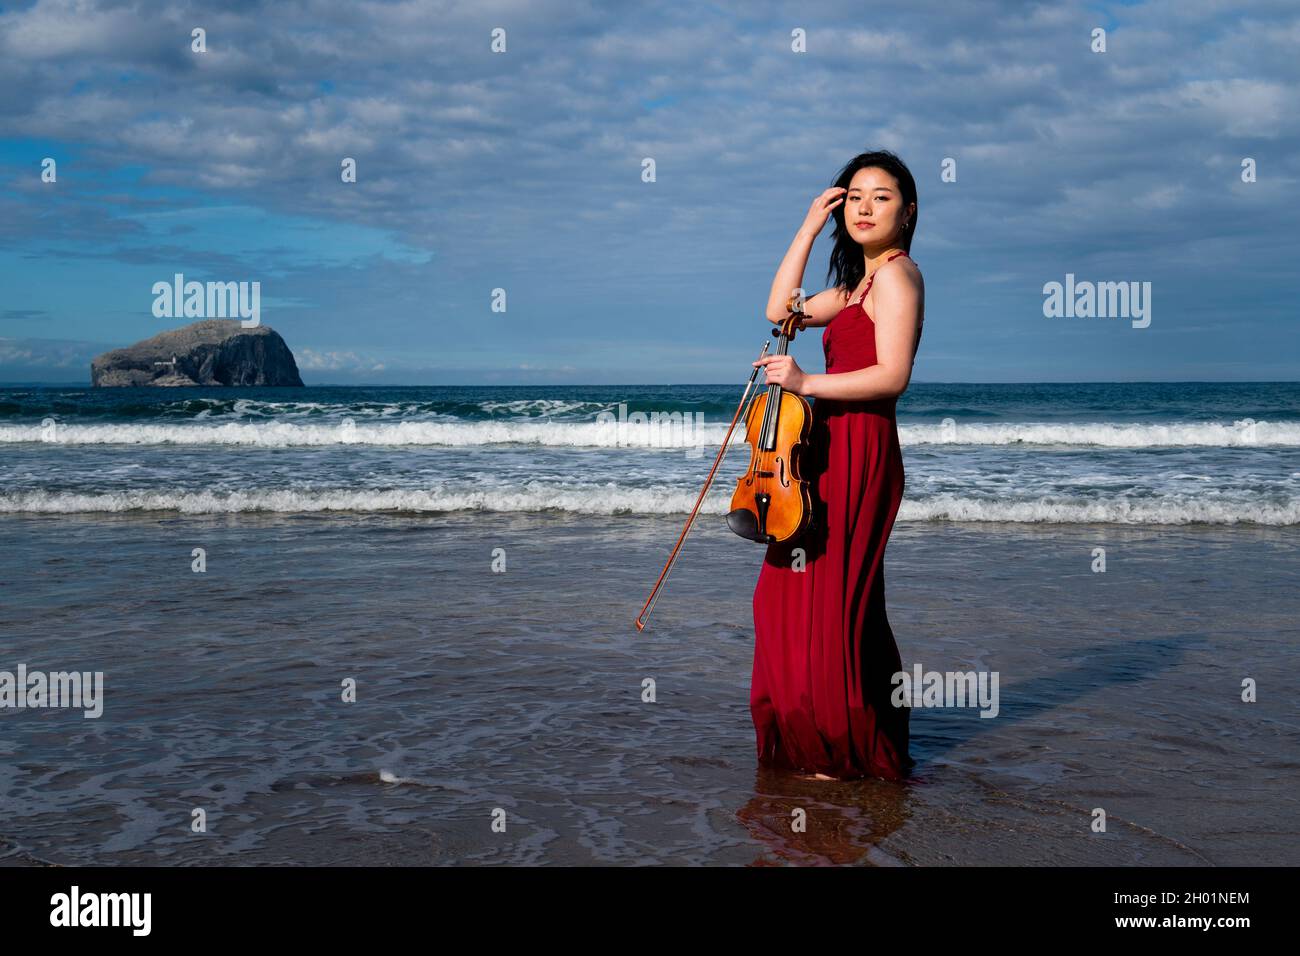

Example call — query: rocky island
[91,320,304,387]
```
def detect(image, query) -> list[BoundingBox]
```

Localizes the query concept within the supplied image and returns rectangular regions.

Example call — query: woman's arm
[802,263,922,401]
[764,189,851,329]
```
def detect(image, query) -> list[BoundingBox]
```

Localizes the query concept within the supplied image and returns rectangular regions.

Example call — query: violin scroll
[776,312,806,340]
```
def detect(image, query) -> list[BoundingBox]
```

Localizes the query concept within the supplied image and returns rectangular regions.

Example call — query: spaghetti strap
[855,250,910,304]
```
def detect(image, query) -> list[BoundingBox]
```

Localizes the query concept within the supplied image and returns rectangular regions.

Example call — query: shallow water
[1,512,1295,865]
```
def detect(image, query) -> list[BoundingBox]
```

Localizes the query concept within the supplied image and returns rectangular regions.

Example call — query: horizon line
[2,379,1298,388]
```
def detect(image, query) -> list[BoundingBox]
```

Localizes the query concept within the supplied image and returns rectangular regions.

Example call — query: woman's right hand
[799,187,846,237]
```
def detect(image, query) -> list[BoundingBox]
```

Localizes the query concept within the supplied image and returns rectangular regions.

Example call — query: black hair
[824,149,918,296]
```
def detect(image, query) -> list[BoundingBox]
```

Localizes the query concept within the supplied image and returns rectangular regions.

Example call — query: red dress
[749,250,915,781]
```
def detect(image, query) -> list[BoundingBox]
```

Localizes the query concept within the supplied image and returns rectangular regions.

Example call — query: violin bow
[634,338,772,632]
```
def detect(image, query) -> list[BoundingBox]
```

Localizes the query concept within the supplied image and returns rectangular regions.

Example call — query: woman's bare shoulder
[871,256,923,300]
[883,255,923,284]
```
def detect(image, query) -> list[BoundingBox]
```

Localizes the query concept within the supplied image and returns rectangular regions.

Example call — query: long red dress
[749,250,915,781]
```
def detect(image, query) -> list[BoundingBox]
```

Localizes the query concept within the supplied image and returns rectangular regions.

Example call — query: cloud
[1,0,1298,382]
[296,347,388,372]
[0,335,105,368]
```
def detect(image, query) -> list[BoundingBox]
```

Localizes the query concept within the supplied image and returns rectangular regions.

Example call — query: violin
[634,310,813,632]
[726,314,813,543]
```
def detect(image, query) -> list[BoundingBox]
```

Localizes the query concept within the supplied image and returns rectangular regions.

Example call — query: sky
[1,0,1297,385]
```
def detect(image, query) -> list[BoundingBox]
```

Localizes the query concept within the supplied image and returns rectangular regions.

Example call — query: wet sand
[0,512,1296,865]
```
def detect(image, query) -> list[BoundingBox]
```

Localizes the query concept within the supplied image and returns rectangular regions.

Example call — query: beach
[4,0,1300,888]
[2,509,1295,866]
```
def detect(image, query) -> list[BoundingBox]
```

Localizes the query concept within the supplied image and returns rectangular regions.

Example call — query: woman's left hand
[753,354,808,395]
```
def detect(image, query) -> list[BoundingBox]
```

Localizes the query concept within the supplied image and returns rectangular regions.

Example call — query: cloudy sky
[1,0,1297,384]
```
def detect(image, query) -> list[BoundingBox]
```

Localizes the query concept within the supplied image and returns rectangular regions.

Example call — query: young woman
[749,149,924,782]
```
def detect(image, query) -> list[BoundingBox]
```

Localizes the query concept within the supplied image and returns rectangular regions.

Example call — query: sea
[1,382,1297,865]
[1,382,1298,524]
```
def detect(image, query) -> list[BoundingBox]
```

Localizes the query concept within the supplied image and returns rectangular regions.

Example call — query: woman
[749,149,924,782]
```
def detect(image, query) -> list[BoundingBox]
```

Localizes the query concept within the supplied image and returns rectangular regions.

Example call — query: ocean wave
[476,399,609,416]
[2,487,1295,524]
[2,419,1298,448]
[898,420,1299,447]
[0,396,636,422]
[898,493,1300,525]
[0,420,727,447]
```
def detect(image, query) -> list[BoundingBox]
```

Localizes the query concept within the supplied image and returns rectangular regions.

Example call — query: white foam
[0,420,730,448]
[3,418,1297,448]
[900,420,1297,447]
[477,399,604,415]
[1,487,1294,524]
[0,486,705,515]
[896,493,1300,525]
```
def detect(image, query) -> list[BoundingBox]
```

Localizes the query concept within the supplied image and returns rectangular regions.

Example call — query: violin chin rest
[727,508,767,542]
